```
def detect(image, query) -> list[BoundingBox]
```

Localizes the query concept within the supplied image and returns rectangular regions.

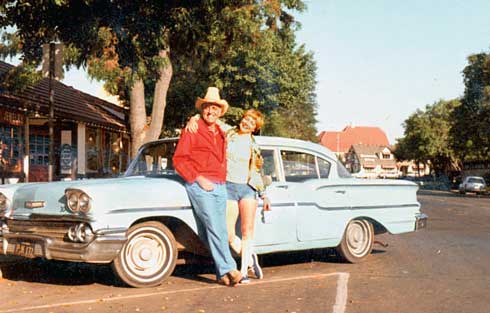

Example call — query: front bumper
[0,220,127,263]
[415,213,428,230]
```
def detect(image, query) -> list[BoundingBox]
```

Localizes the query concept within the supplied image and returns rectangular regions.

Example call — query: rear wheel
[112,221,177,288]
[337,219,374,263]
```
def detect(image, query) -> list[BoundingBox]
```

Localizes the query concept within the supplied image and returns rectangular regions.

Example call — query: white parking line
[0,272,350,313]
[332,272,350,313]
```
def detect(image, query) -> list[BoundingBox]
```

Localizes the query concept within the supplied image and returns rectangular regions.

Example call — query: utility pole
[48,42,55,182]
[42,42,63,182]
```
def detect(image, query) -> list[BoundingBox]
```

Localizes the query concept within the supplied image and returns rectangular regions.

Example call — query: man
[173,87,242,286]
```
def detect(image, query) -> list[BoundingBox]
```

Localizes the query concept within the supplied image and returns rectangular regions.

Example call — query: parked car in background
[0,137,427,288]
[459,176,487,194]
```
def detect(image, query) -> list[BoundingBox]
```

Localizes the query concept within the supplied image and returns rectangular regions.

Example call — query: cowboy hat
[195,87,229,116]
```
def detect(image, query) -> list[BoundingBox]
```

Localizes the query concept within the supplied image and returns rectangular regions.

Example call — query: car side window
[281,150,318,182]
[261,149,279,182]
[318,157,331,178]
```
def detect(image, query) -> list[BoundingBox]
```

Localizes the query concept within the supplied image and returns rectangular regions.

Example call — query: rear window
[468,178,485,184]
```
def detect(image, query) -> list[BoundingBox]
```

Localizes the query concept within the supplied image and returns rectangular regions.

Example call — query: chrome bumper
[415,213,428,230]
[0,224,127,263]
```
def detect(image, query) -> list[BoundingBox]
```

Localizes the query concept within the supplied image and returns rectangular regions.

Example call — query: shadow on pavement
[0,257,119,286]
[0,247,387,287]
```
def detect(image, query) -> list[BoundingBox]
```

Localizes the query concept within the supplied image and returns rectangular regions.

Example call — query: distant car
[0,137,427,288]
[459,176,487,194]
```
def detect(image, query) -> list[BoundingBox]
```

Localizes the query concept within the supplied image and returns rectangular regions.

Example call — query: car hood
[8,176,190,218]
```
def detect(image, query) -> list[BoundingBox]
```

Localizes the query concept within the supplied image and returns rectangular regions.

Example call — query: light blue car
[0,136,427,287]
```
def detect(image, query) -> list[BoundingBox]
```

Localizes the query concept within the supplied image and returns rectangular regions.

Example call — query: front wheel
[336,219,374,263]
[112,221,178,288]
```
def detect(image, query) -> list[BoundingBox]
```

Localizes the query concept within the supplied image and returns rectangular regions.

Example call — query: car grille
[5,219,77,243]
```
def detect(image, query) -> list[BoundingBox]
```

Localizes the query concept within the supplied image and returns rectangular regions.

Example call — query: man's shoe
[250,253,263,279]
[227,269,242,286]
[239,275,251,284]
[218,274,230,286]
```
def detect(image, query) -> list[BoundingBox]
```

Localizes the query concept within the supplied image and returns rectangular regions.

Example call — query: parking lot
[1,191,489,313]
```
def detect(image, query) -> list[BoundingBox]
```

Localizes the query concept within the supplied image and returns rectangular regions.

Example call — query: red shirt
[173,118,227,183]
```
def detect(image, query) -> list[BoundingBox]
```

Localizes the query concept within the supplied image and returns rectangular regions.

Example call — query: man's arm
[172,130,215,191]
[172,130,199,183]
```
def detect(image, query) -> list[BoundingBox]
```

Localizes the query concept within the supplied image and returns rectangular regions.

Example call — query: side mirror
[263,175,272,187]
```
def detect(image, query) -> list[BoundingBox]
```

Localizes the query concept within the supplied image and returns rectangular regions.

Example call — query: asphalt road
[0,191,489,313]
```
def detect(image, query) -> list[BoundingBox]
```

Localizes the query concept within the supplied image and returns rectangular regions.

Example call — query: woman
[187,109,271,284]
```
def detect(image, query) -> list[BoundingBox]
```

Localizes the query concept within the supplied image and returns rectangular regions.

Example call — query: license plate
[14,243,35,258]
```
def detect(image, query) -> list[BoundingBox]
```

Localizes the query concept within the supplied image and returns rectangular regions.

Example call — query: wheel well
[129,216,208,256]
[352,216,388,235]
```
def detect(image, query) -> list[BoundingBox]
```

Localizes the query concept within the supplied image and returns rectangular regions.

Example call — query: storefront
[0,61,130,183]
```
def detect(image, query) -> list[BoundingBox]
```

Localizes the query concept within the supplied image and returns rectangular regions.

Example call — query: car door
[253,148,297,246]
[288,152,350,242]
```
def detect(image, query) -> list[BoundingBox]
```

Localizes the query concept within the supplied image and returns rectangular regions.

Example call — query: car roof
[145,136,338,161]
[254,136,337,160]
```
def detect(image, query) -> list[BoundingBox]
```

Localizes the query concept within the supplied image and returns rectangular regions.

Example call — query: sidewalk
[418,189,490,198]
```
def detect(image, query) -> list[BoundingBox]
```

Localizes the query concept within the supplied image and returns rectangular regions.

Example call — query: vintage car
[0,136,427,287]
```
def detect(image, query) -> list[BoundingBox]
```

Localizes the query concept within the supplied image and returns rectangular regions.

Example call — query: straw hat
[195,87,229,116]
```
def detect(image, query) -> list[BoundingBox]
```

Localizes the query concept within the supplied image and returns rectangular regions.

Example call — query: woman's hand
[185,114,200,133]
[262,196,271,211]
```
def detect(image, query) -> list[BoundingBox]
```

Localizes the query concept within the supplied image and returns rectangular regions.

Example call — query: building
[318,125,390,162]
[344,144,398,178]
[0,61,130,183]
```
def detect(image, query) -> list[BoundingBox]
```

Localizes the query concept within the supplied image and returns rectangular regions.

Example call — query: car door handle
[335,190,346,194]
[276,185,289,189]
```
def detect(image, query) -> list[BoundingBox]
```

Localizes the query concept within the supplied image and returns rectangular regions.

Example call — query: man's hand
[185,114,200,133]
[262,196,272,211]
[196,176,214,191]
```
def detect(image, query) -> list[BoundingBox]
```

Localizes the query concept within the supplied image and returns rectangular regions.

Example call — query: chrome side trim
[298,202,420,211]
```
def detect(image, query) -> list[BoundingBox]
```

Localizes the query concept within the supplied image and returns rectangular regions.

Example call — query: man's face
[201,103,222,125]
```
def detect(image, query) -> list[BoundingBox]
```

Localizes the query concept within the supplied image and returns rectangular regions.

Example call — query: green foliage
[1,0,317,142]
[395,99,460,175]
[165,4,317,140]
[451,52,490,162]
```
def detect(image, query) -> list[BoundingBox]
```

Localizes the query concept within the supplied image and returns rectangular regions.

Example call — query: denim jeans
[185,182,237,278]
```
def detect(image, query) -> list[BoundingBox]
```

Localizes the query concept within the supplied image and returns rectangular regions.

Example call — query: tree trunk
[129,50,173,159]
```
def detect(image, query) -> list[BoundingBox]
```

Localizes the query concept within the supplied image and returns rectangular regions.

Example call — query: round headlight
[67,192,79,212]
[78,193,91,213]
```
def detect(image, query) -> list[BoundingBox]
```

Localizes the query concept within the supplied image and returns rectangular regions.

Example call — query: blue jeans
[185,182,237,278]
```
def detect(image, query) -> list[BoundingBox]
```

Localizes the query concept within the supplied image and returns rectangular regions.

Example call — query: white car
[0,137,426,288]
[459,176,487,194]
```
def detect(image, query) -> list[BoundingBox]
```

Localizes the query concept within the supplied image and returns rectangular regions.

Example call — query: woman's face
[239,115,257,134]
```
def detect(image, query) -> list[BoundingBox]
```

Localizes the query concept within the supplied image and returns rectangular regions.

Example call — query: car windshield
[468,177,485,184]
[125,140,178,177]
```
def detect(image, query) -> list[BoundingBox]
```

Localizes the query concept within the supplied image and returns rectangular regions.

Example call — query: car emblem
[25,201,46,209]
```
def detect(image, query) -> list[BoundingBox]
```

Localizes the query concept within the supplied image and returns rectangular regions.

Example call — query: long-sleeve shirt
[173,118,227,183]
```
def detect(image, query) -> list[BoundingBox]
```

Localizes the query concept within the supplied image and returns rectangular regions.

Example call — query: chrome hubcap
[346,220,371,257]
[125,230,167,279]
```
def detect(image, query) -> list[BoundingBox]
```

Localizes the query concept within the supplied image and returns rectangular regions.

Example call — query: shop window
[86,127,100,173]
[104,132,125,176]
[29,135,50,166]
[1,125,24,173]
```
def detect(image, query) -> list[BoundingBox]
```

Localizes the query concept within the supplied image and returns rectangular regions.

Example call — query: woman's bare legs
[226,200,241,255]
[238,198,258,277]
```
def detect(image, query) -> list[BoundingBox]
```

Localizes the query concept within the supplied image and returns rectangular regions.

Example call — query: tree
[1,0,311,157]
[395,99,460,176]
[163,4,317,140]
[451,52,490,162]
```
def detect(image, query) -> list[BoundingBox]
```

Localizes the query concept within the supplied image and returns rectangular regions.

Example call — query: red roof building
[318,126,390,154]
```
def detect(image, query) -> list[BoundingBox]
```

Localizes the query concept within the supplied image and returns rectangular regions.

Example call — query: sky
[294,0,490,143]
[31,1,490,144]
